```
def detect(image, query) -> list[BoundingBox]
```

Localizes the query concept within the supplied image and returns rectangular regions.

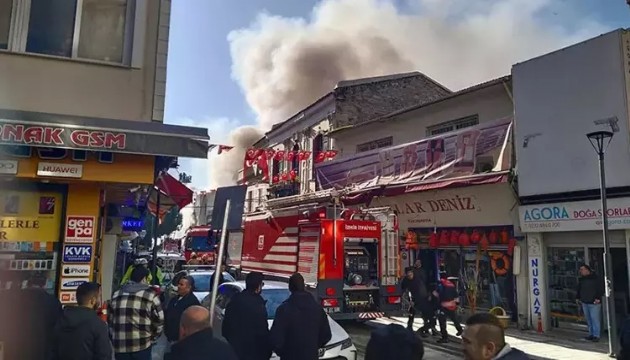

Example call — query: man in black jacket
[165,276,200,343]
[0,274,62,360]
[270,273,332,360]
[576,264,604,341]
[222,271,272,360]
[401,267,435,336]
[54,282,112,360]
[365,323,424,360]
[164,306,237,360]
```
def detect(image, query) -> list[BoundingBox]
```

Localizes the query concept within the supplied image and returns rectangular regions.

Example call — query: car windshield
[261,288,291,320]
[190,272,235,292]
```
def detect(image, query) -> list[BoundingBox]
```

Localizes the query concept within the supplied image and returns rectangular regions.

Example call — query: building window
[78,0,128,62]
[0,0,11,49]
[6,0,133,64]
[426,115,479,136]
[357,136,393,153]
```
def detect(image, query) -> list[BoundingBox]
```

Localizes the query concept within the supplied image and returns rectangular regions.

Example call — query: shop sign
[60,277,89,290]
[59,291,77,304]
[0,123,126,151]
[62,264,91,277]
[519,197,630,232]
[0,192,62,242]
[371,183,516,229]
[530,257,542,316]
[63,245,92,263]
[37,162,83,178]
[65,216,95,243]
[122,217,144,231]
[0,160,17,175]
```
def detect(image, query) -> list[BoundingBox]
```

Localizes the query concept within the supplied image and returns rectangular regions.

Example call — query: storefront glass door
[547,247,585,326]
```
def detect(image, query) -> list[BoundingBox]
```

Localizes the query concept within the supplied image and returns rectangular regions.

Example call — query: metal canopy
[0,109,210,158]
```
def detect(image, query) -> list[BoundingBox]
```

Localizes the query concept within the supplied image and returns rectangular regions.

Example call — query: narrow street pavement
[372,316,612,360]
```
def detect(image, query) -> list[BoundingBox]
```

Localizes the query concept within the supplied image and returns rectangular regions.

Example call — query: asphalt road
[152,320,464,360]
[341,320,463,360]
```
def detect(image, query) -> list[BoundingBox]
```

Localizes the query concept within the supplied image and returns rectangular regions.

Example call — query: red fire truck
[183,225,216,263]
[230,190,404,320]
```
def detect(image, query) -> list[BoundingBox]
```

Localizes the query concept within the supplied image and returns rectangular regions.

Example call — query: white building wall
[0,0,167,122]
[332,83,513,159]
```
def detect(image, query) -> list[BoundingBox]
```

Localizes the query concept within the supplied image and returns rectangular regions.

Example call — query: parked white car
[202,281,358,360]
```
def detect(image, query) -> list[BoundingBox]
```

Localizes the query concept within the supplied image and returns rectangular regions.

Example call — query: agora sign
[0,123,126,150]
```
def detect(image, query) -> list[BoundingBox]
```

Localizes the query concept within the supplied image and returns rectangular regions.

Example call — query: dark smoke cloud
[208,0,605,188]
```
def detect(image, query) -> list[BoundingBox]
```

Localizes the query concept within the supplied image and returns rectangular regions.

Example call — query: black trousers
[437,307,463,338]
[407,304,436,332]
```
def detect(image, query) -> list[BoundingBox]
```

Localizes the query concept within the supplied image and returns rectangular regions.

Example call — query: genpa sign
[65,216,95,243]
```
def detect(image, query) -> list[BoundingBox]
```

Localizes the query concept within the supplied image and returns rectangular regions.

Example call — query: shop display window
[547,247,585,322]
[0,242,59,295]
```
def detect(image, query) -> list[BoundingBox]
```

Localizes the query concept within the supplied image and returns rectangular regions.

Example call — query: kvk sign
[65,216,95,243]
[63,245,92,263]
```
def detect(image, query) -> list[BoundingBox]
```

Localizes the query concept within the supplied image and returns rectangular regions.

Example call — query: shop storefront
[371,182,522,317]
[0,111,208,304]
[519,198,630,332]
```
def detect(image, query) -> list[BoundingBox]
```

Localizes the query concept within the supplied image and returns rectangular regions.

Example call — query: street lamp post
[587,130,617,357]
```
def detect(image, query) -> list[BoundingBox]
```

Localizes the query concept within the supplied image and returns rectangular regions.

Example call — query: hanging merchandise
[280,172,289,181]
[491,253,511,276]
[480,233,489,251]
[459,231,471,246]
[507,238,517,255]
[429,233,439,248]
[471,229,481,244]
[287,151,296,161]
[439,230,450,246]
[500,228,509,244]
[272,175,279,184]
[325,150,339,159]
[266,148,276,159]
[450,230,460,245]
[289,169,297,180]
[489,230,498,244]
[406,231,419,250]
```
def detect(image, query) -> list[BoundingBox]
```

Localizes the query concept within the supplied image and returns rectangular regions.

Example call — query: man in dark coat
[0,274,62,360]
[270,273,332,360]
[53,282,112,360]
[164,306,237,360]
[222,271,272,360]
[576,264,604,341]
[165,275,200,343]
[401,266,435,336]
[436,274,463,343]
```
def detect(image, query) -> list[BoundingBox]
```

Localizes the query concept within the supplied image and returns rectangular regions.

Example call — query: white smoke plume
[209,0,606,188]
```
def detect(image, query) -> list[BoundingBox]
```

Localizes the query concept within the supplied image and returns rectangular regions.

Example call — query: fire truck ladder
[354,206,399,286]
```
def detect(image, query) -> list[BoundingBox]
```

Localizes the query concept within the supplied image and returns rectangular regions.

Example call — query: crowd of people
[3,258,619,360]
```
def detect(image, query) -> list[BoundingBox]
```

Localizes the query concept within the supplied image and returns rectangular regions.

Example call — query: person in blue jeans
[576,264,604,342]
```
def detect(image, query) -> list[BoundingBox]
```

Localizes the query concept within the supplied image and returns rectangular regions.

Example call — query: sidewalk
[371,316,612,360]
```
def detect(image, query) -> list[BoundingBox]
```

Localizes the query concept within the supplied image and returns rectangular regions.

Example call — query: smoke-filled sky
[165,0,629,190]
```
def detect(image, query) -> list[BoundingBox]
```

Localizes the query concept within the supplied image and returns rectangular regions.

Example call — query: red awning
[147,172,193,220]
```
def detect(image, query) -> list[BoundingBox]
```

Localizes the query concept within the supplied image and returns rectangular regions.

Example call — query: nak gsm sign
[65,216,95,243]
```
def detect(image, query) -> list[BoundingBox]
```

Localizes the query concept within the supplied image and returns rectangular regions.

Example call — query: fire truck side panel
[319,220,344,280]
[241,212,299,276]
[297,223,320,285]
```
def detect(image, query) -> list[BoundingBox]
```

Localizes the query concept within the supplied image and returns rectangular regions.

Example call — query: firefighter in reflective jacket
[120,258,164,285]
